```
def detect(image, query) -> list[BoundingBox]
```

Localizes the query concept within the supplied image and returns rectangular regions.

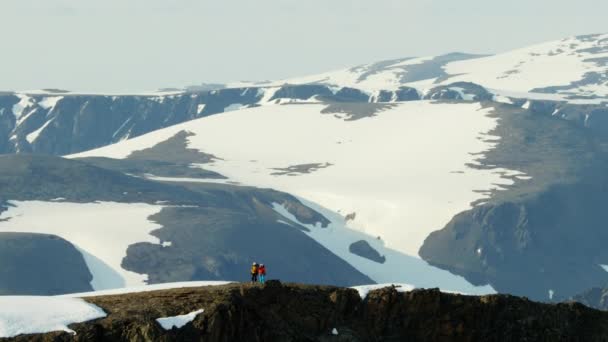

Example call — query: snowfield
[443,34,608,96]
[72,101,527,292]
[65,281,234,298]
[0,281,233,338]
[0,296,106,338]
[231,34,608,101]
[0,281,424,338]
[156,309,205,330]
[351,284,416,300]
[273,200,494,294]
[0,201,165,290]
[229,56,437,93]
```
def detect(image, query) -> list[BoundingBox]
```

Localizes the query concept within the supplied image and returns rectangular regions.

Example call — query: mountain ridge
[5,281,608,342]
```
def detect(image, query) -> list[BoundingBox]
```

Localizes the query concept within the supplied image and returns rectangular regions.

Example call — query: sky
[0,0,606,93]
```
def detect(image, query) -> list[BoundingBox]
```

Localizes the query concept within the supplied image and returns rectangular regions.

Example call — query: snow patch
[38,96,63,110]
[156,309,204,330]
[0,201,165,290]
[71,102,524,293]
[449,87,476,101]
[0,297,106,338]
[351,283,415,300]
[26,119,53,143]
[223,103,245,112]
[197,104,206,114]
[273,201,494,295]
[492,94,514,105]
[65,281,233,298]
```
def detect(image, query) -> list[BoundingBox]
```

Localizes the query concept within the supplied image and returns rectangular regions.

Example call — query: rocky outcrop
[8,281,608,341]
[424,82,493,101]
[418,100,608,302]
[349,240,386,264]
[571,287,608,311]
[0,233,92,295]
[419,180,608,302]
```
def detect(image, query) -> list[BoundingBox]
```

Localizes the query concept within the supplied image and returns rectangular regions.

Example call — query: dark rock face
[0,233,93,295]
[0,84,422,156]
[420,180,608,301]
[10,282,608,341]
[517,100,608,136]
[123,204,373,286]
[571,287,608,311]
[425,88,463,100]
[0,154,206,206]
[394,86,421,101]
[375,87,421,102]
[349,240,386,264]
[332,87,370,102]
[270,85,334,101]
[424,82,492,101]
[0,154,373,293]
[0,87,267,155]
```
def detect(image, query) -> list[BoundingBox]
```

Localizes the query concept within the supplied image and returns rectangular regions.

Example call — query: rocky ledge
[6,281,608,342]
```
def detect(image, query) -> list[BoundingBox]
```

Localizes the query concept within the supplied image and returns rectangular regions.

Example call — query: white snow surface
[223,103,245,112]
[37,96,64,110]
[0,296,106,338]
[64,281,233,298]
[273,200,493,294]
[156,309,204,330]
[229,56,436,94]
[71,101,527,292]
[229,34,608,102]
[197,104,206,114]
[442,34,608,97]
[0,201,165,291]
[71,102,523,256]
[351,284,416,300]
[11,94,34,119]
[26,119,53,143]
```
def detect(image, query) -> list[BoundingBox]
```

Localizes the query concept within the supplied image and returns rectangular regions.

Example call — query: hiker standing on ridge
[251,262,259,283]
[258,264,266,284]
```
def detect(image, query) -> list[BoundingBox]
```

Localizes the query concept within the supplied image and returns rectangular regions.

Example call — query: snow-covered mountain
[238,33,608,102]
[2,33,608,301]
[1,34,607,156]
[68,93,608,300]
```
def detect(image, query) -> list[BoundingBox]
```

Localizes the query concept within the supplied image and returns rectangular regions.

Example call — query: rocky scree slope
[7,281,608,342]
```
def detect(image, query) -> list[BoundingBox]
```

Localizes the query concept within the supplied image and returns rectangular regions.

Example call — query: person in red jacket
[258,264,266,284]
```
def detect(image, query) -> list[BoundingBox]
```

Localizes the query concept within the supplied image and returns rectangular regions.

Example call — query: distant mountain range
[1,33,608,303]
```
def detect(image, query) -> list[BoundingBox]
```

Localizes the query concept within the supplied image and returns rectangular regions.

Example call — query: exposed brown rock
[6,281,608,342]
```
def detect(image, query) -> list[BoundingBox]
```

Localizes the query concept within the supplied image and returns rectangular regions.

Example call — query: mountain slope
[69,90,608,300]
[261,33,608,101]
[70,100,528,294]
[0,155,373,294]
[3,33,608,300]
[0,233,92,295]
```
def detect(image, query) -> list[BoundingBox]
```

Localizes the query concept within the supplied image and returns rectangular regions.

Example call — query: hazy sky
[1,0,606,92]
